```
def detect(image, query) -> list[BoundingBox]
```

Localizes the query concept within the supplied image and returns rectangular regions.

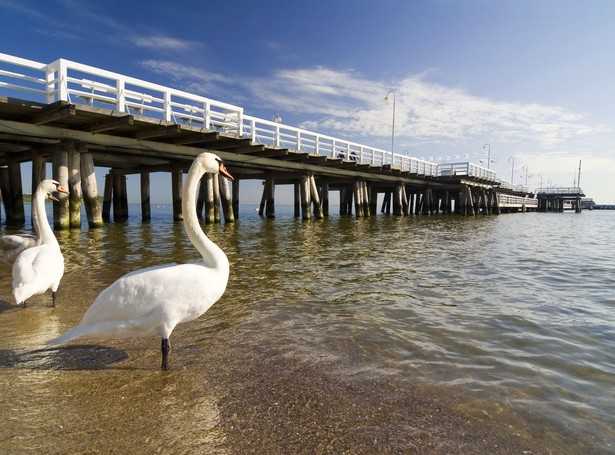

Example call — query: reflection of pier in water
[0,53,580,228]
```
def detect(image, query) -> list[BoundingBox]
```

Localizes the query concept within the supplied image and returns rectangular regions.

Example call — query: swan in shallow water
[11,180,69,306]
[47,152,234,370]
[0,179,63,269]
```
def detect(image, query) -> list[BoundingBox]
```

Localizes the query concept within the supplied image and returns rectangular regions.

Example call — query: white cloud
[134,36,193,51]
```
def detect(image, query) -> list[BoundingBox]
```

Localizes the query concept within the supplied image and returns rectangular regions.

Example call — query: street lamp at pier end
[383,90,396,164]
[522,164,528,186]
[508,156,515,184]
[483,143,491,169]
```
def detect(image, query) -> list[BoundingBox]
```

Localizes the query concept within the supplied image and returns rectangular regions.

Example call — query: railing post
[164,91,172,122]
[116,77,126,112]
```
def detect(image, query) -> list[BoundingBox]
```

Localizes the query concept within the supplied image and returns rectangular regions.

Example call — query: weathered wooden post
[0,167,13,224]
[31,150,46,229]
[353,181,363,217]
[112,173,129,222]
[204,174,215,223]
[68,146,82,229]
[171,167,183,221]
[300,174,311,220]
[362,181,370,217]
[265,175,275,219]
[232,179,240,220]
[219,173,235,223]
[102,173,112,221]
[213,174,221,223]
[393,184,403,216]
[321,181,330,217]
[309,174,324,219]
[294,182,301,218]
[52,146,70,229]
[139,171,151,222]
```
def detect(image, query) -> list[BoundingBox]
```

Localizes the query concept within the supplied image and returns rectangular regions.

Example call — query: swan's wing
[0,234,37,250]
[12,244,64,287]
[79,262,224,328]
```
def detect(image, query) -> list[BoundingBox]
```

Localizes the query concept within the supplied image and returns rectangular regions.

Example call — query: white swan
[47,152,234,370]
[11,180,70,306]
[0,179,61,269]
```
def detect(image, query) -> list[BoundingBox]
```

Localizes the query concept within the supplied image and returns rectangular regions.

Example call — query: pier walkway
[0,53,540,227]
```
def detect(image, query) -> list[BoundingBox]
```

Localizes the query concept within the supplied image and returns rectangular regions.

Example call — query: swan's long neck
[33,187,56,246]
[183,164,229,274]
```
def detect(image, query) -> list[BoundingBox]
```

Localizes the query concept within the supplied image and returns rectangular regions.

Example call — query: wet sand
[0,300,579,454]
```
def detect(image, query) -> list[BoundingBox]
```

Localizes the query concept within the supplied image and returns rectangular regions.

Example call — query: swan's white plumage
[0,179,52,269]
[11,180,69,306]
[46,152,233,369]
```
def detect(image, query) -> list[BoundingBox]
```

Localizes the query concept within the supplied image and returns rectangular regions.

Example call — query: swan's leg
[51,291,57,307]
[161,338,171,370]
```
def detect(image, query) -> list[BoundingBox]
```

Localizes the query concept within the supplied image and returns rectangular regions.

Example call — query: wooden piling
[171,168,183,221]
[112,173,129,222]
[353,181,363,217]
[321,181,330,217]
[362,181,370,217]
[203,174,215,223]
[52,147,70,229]
[294,182,301,218]
[219,173,235,223]
[265,175,275,219]
[232,179,240,220]
[309,174,324,219]
[140,171,151,222]
[102,173,112,221]
[31,150,47,229]
[300,174,311,220]
[68,147,82,228]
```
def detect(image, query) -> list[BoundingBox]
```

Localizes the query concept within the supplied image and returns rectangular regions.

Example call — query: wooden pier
[0,54,540,228]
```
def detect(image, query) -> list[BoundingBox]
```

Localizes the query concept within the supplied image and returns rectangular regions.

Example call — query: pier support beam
[112,172,129,222]
[203,174,215,223]
[68,146,82,229]
[219,173,235,223]
[52,146,70,229]
[102,174,112,222]
[309,173,324,219]
[232,179,240,220]
[300,174,311,220]
[171,168,183,221]
[140,171,151,222]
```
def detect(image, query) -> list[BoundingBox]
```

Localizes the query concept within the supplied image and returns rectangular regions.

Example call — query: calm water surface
[0,205,613,454]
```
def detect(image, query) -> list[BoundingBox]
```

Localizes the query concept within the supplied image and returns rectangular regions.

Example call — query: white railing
[1,52,499,181]
[498,194,538,208]
[497,179,529,193]
[536,187,583,195]
[437,162,497,181]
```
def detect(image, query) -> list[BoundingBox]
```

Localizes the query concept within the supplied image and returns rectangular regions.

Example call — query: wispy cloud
[134,36,194,51]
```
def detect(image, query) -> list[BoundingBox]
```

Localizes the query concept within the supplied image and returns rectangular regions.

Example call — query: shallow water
[0,206,613,454]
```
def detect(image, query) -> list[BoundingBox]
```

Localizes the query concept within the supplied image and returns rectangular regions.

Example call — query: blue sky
[1,0,614,203]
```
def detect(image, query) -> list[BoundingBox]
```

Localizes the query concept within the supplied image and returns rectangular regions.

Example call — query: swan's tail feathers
[45,320,141,346]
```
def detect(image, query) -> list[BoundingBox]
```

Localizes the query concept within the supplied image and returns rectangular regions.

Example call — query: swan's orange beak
[49,184,70,202]
[56,184,70,195]
[219,162,234,181]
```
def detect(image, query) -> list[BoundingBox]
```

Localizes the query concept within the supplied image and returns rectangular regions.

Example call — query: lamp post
[508,156,515,184]
[483,143,491,169]
[383,90,396,164]
[522,164,528,186]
